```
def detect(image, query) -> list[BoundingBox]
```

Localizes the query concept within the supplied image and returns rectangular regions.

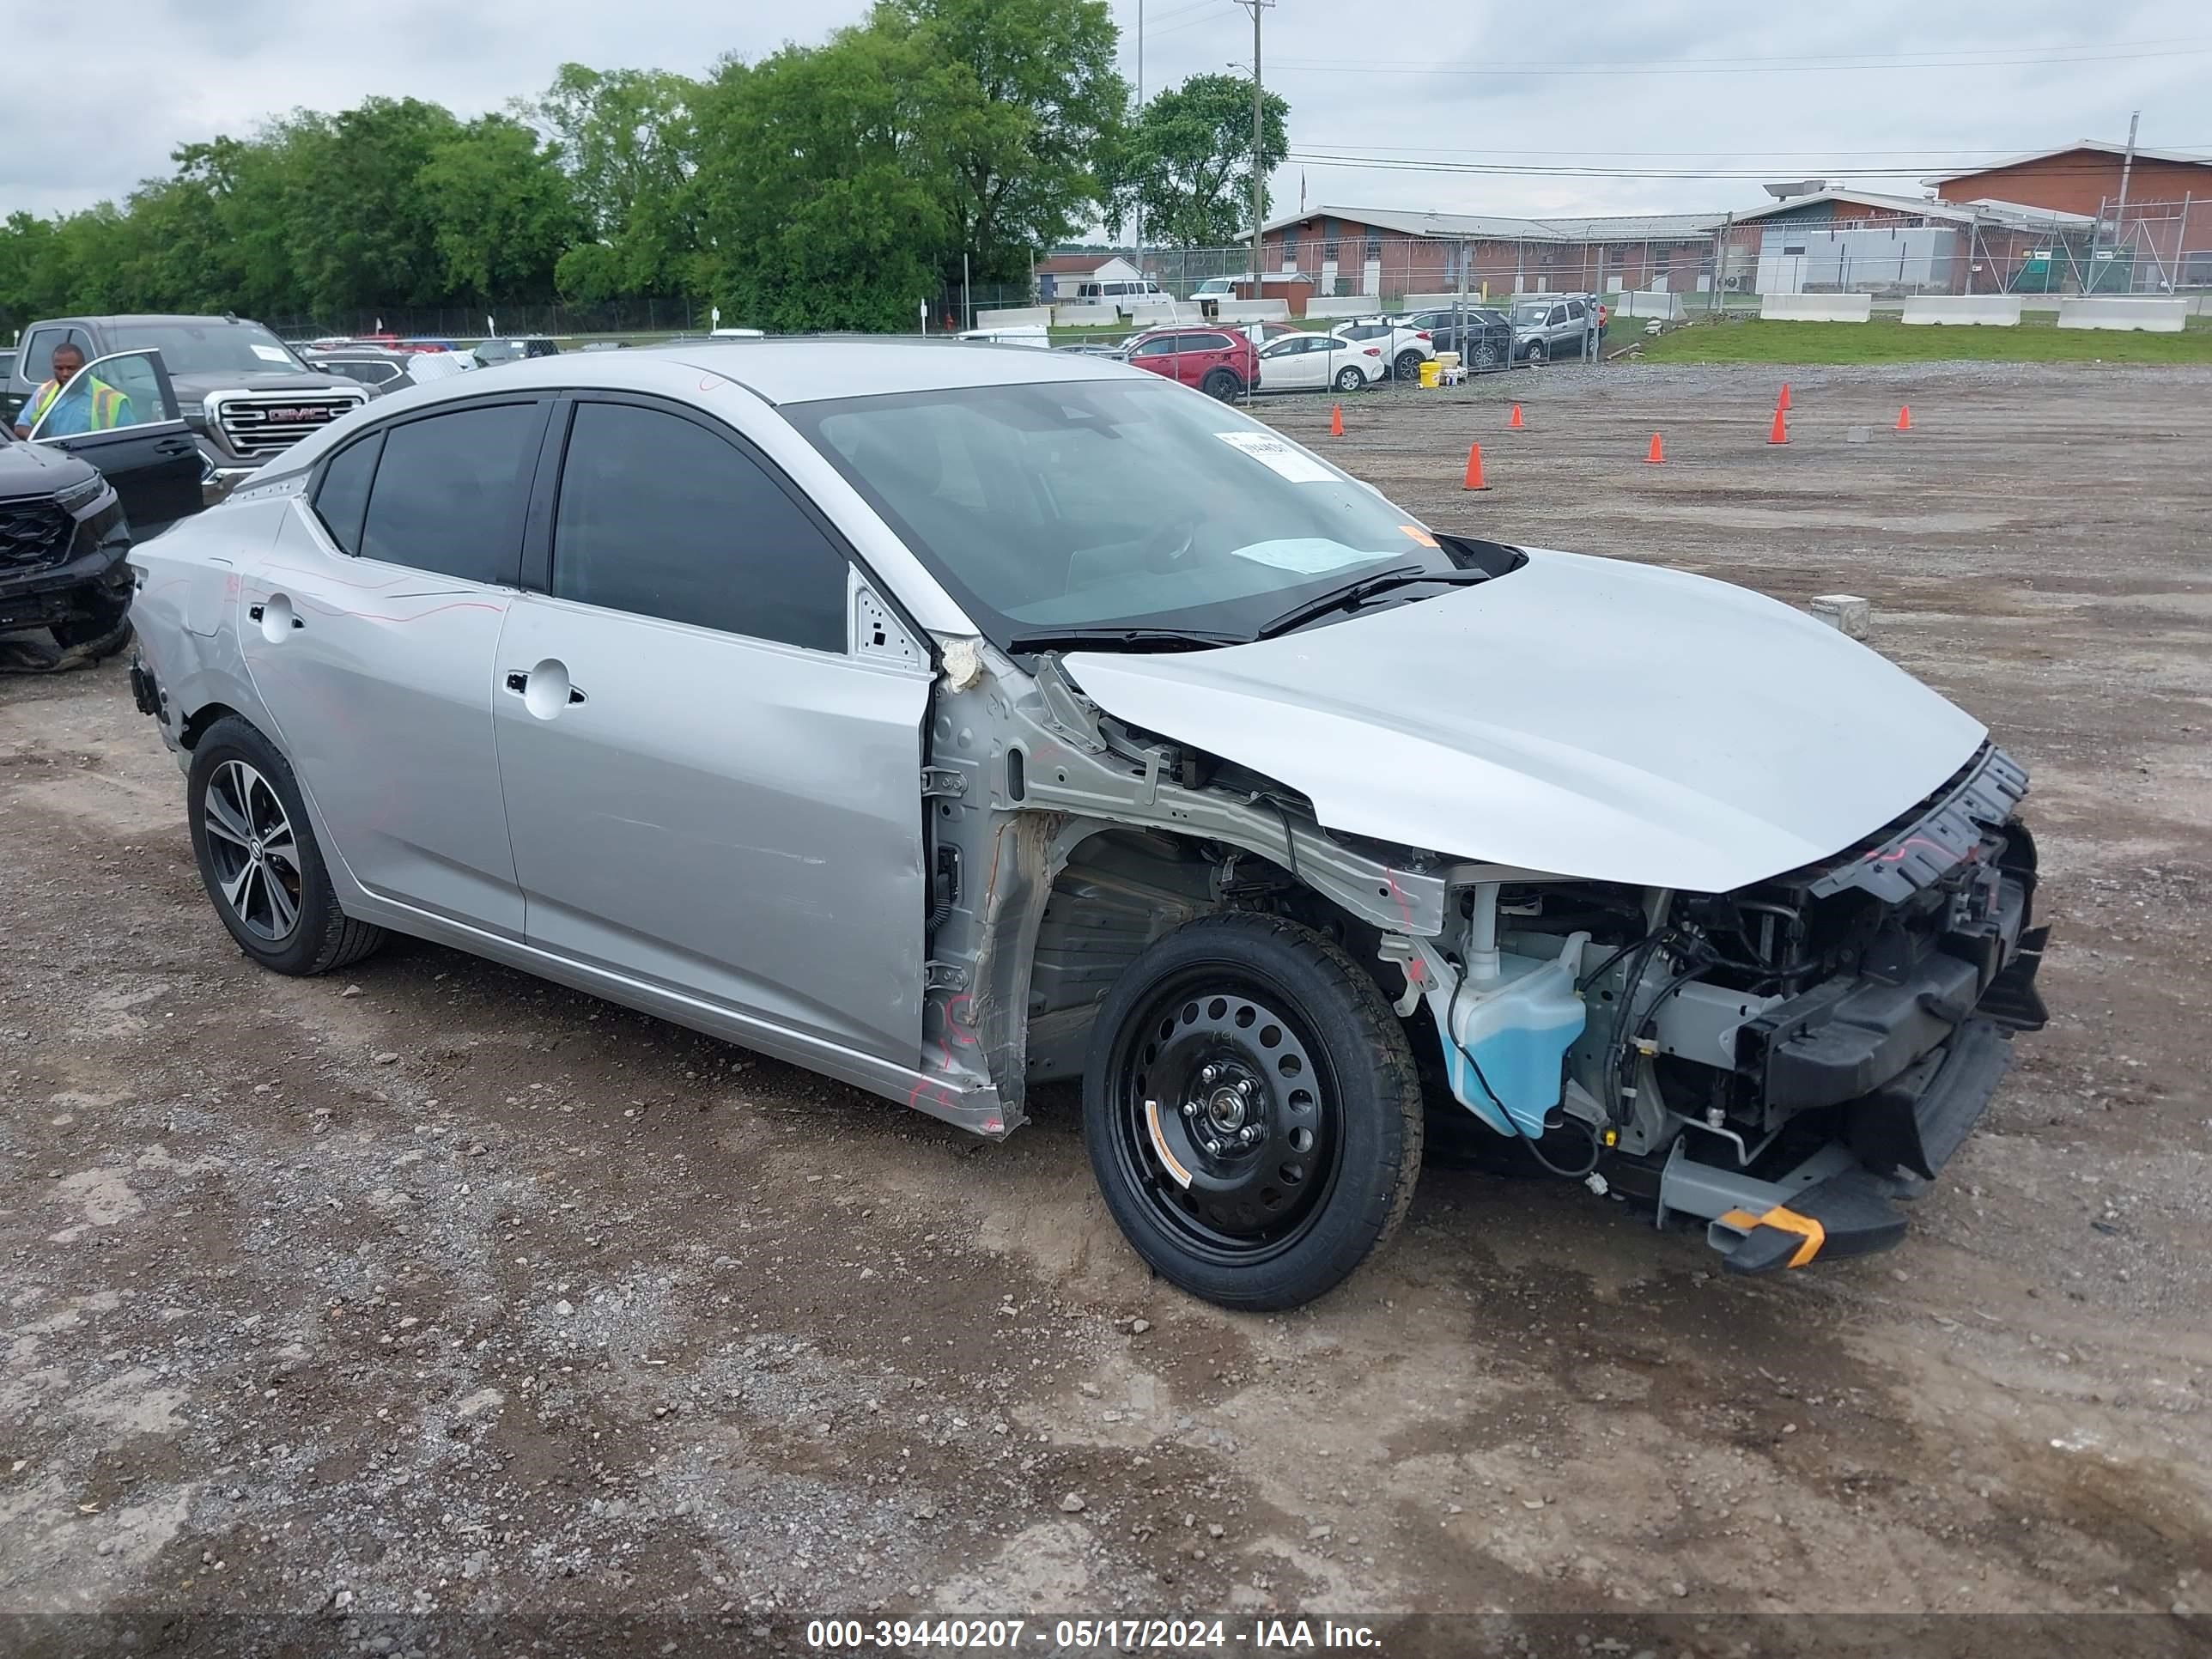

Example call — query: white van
[1075,278,1167,303]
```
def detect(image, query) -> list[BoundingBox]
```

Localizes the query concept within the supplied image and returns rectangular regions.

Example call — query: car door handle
[503,670,586,704]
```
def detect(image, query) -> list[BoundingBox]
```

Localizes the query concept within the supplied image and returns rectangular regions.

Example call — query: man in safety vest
[12,343,133,439]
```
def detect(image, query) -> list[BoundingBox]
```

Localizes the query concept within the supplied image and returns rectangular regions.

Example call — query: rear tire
[1333,365,1365,392]
[1393,349,1424,382]
[188,716,386,976]
[1082,913,1424,1311]
[1201,368,1243,400]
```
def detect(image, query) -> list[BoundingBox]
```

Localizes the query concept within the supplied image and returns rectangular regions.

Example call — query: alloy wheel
[200,759,303,941]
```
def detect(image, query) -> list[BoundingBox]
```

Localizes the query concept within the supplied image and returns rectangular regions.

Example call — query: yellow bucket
[1418,360,1442,389]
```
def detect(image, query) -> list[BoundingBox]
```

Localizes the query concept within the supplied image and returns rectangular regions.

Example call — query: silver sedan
[128,341,2047,1310]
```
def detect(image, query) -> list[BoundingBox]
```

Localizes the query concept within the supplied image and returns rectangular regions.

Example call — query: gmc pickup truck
[4,314,368,514]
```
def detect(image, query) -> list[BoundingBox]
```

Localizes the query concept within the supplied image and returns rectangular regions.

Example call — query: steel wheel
[199,759,302,942]
[1106,971,1344,1267]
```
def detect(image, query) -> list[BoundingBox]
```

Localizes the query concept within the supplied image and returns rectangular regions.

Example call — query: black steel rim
[1107,968,1345,1266]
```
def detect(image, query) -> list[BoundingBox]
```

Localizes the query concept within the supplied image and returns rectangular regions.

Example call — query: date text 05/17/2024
[803,1617,1382,1650]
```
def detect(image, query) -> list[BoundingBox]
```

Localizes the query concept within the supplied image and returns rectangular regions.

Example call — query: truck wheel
[188,716,386,977]
[1083,913,1424,1311]
[1201,368,1243,400]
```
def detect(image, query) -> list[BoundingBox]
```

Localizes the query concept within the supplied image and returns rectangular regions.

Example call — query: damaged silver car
[125,343,2048,1310]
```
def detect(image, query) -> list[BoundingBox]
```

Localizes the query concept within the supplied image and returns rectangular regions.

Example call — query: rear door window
[359,400,545,584]
[312,433,384,554]
[550,400,847,653]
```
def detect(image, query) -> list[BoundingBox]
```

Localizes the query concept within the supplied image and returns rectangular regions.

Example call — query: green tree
[524,64,700,300]
[420,115,582,302]
[882,0,1127,283]
[1110,72,1288,249]
[281,99,465,312]
[687,33,949,331]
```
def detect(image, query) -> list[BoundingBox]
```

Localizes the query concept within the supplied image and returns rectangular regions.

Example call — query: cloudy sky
[9,0,2211,226]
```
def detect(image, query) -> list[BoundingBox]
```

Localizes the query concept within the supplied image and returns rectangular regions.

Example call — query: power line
[1266,40,2212,76]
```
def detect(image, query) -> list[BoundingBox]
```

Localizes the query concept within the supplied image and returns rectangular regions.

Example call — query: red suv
[1120,328,1261,399]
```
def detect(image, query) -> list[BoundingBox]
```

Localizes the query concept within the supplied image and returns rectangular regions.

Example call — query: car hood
[1060,548,1987,894]
[0,438,100,501]
[177,370,365,400]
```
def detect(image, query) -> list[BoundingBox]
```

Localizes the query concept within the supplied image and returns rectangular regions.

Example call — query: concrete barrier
[1759,292,1874,322]
[1052,302,1121,328]
[1214,299,1291,322]
[1123,301,1182,325]
[2056,296,2189,331]
[976,305,1051,329]
[1900,295,2022,325]
[1620,291,1686,320]
[1304,296,1375,320]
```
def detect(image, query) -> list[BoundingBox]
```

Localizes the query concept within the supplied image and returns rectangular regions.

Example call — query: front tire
[188,716,386,976]
[1082,913,1424,1311]
[1525,340,1547,366]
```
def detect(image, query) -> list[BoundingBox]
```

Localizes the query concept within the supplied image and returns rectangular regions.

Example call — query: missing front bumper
[1657,1018,2015,1275]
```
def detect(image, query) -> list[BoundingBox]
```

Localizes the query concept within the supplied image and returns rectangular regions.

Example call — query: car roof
[41,313,280,329]
[274,339,1149,431]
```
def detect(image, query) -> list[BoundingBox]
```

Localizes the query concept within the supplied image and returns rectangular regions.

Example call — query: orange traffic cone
[1778,381,1791,412]
[1645,433,1665,465]
[1329,404,1344,437]
[1895,404,1912,431]
[1768,406,1789,445]
[1463,443,1490,491]
[1508,403,1524,428]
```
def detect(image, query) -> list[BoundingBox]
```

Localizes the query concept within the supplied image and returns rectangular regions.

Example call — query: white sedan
[1254,331,1388,393]
[1331,319,1437,382]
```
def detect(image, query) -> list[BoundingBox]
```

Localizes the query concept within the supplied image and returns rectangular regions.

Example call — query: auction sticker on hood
[1215,431,1337,483]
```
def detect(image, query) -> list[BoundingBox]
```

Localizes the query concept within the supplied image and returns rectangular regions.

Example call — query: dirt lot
[3,363,2208,1657]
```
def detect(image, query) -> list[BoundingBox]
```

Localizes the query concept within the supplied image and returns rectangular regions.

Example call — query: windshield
[787,378,1463,647]
[1511,304,1553,325]
[106,321,305,376]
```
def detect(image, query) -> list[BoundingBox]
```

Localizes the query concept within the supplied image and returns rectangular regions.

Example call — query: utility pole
[1133,0,1143,289]
[1237,0,1273,310]
[2113,109,2142,289]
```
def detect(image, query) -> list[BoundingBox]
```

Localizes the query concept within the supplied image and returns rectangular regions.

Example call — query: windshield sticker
[250,344,293,363]
[1398,525,1438,548]
[1215,431,1337,483]
[1230,539,1384,576]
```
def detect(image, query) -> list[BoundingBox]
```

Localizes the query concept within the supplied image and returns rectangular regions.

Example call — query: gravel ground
[1,362,2207,1657]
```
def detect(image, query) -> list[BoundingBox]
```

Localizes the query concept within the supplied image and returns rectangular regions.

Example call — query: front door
[28,349,203,538]
[238,396,548,936]
[493,395,930,1063]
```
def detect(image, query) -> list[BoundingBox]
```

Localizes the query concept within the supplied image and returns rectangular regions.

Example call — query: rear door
[27,349,203,538]
[239,396,547,936]
[492,393,930,1062]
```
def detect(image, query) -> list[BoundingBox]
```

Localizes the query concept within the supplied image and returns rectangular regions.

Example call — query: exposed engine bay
[916,621,2049,1279]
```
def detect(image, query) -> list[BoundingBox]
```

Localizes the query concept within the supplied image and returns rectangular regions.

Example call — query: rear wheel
[1333,365,1365,392]
[188,716,386,976]
[1201,368,1243,400]
[1083,913,1424,1311]
[1393,349,1424,382]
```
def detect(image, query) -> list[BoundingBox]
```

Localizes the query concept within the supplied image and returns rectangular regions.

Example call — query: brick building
[1923,140,2212,287]
[1255,207,1728,301]
[1724,188,2094,295]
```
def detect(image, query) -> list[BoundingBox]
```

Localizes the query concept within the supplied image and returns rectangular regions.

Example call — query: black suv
[1398,307,1517,374]
[5,315,368,507]
[0,435,135,669]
